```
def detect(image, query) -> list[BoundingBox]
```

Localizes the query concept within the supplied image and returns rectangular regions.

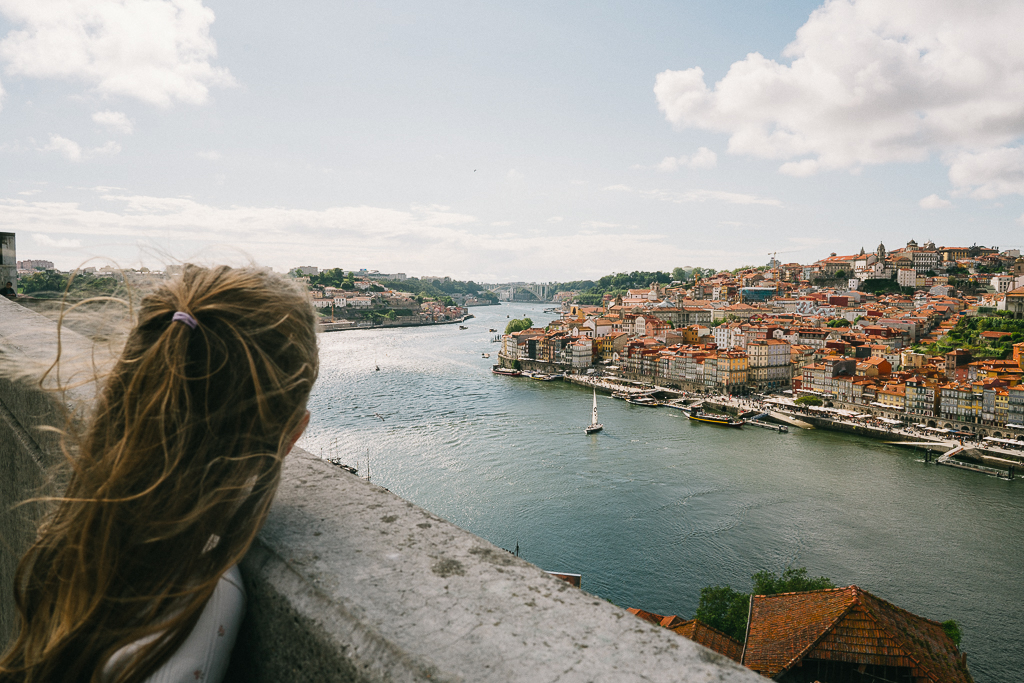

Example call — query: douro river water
[300,302,1022,682]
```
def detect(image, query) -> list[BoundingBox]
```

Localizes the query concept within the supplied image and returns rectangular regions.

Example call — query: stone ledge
[231,450,761,682]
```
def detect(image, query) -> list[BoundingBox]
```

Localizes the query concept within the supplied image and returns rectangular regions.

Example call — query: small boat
[688,411,743,427]
[585,389,603,434]
[492,365,522,377]
[459,325,468,330]
[626,396,660,407]
[489,328,497,332]
[662,401,693,414]
[482,353,490,358]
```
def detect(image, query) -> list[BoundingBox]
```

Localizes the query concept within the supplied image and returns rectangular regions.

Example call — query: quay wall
[824,399,1024,442]
[0,297,760,683]
[319,315,471,333]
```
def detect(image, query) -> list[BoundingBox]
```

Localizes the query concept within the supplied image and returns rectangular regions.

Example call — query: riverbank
[319,314,473,333]
[547,370,1024,477]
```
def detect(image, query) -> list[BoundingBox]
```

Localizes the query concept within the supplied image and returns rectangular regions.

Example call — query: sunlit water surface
[299,303,1021,683]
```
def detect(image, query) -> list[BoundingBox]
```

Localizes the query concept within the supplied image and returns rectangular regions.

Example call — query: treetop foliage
[505,317,534,334]
[694,567,835,642]
[18,270,122,298]
[917,314,1024,359]
[552,268,714,305]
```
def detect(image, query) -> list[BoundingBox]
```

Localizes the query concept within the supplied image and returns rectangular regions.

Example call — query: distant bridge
[492,283,552,302]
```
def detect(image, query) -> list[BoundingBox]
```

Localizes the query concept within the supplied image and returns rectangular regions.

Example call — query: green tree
[19,270,69,294]
[694,586,750,642]
[504,317,534,334]
[695,568,836,643]
[752,568,835,595]
[672,267,686,281]
[941,620,962,647]
[795,396,823,406]
[19,271,121,297]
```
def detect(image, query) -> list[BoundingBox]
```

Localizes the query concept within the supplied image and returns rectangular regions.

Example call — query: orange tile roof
[671,620,743,662]
[627,610,742,662]
[742,586,973,683]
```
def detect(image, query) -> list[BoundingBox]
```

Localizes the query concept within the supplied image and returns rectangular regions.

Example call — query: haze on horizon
[1,0,1024,283]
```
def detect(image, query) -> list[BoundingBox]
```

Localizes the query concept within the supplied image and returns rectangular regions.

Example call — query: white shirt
[104,565,246,683]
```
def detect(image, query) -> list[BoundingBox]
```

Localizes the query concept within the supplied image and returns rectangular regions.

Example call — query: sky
[1,0,1023,283]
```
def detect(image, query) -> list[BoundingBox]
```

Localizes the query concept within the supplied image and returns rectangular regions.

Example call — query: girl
[0,265,319,683]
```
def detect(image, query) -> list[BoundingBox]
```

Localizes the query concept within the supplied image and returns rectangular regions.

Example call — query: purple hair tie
[171,311,198,330]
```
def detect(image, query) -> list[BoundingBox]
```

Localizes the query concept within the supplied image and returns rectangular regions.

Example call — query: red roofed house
[741,586,973,683]
[627,609,743,663]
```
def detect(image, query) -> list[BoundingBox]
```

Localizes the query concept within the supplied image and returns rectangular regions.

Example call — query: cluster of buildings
[306,278,468,322]
[500,241,1024,434]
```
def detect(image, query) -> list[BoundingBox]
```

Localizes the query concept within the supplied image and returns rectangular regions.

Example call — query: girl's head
[1,264,319,683]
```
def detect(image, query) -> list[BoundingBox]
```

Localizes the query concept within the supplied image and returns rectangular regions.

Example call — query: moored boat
[492,364,522,377]
[688,410,743,427]
[626,396,660,407]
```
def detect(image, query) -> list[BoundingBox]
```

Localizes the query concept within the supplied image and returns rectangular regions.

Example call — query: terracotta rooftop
[627,610,742,663]
[741,586,973,683]
[671,620,743,663]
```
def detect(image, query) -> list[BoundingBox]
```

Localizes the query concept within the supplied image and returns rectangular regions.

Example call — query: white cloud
[657,147,718,171]
[44,134,81,161]
[17,189,40,195]
[42,135,120,160]
[506,169,523,180]
[0,0,236,107]
[688,146,717,169]
[197,150,222,161]
[919,194,951,209]
[92,110,133,134]
[948,147,1024,198]
[33,233,81,248]
[0,192,749,280]
[93,140,121,155]
[654,0,1024,195]
[546,216,563,223]
[607,184,782,207]
[657,156,680,172]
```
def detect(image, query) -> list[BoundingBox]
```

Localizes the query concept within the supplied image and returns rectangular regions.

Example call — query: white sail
[592,389,598,425]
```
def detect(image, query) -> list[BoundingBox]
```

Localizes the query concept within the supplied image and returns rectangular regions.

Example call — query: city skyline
[1,1,1023,281]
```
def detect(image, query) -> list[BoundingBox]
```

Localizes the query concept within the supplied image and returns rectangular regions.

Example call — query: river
[299,302,1022,683]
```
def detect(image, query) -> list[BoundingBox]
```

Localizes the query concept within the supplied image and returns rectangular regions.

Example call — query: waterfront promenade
[559,370,1024,475]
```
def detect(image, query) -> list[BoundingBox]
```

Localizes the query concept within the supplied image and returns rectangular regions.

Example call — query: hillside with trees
[553,267,716,305]
[918,314,1024,359]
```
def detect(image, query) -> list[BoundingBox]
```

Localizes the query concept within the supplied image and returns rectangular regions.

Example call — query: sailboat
[585,389,603,434]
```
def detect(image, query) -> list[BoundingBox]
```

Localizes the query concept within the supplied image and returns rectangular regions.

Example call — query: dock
[765,410,814,430]
[747,418,788,433]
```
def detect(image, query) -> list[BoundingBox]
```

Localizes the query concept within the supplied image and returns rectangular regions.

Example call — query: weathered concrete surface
[2,296,761,682]
[232,451,761,682]
[0,296,83,645]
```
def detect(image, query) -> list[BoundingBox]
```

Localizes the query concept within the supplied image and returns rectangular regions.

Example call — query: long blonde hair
[0,265,319,683]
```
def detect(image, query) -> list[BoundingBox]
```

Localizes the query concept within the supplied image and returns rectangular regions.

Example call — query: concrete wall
[1,297,761,682]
